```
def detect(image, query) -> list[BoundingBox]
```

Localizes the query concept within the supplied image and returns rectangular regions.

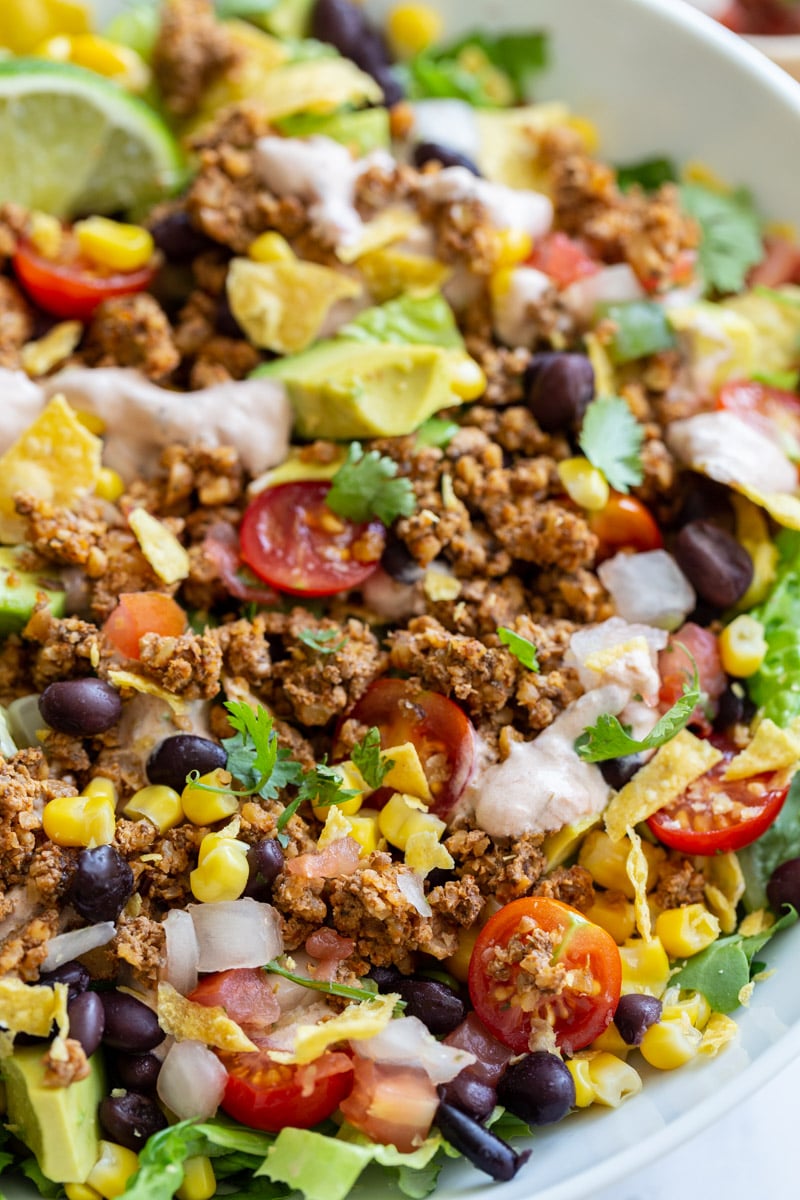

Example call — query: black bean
[714,681,756,732]
[99,1091,168,1151]
[496,1052,575,1127]
[215,294,244,339]
[101,991,165,1053]
[426,867,458,889]
[599,753,646,791]
[311,0,365,57]
[395,979,466,1036]
[38,961,90,1002]
[368,964,402,991]
[147,734,227,794]
[524,352,595,431]
[678,473,735,528]
[149,210,214,262]
[72,846,135,924]
[413,142,481,175]
[39,679,122,738]
[767,858,800,914]
[67,991,105,1057]
[614,994,663,1046]
[435,1102,531,1182]
[380,534,422,584]
[244,838,285,901]
[674,520,754,610]
[438,1074,497,1121]
[112,1052,162,1091]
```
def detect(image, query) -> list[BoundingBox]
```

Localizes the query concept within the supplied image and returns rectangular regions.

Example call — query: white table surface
[592,1056,800,1199]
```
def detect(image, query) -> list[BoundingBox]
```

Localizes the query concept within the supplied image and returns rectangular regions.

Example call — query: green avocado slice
[0,547,65,635]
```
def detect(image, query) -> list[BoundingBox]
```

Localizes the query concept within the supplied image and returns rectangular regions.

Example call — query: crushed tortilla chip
[604,730,722,843]
[128,508,190,585]
[0,978,69,1039]
[475,102,571,190]
[357,247,451,304]
[738,909,775,938]
[0,395,102,544]
[317,805,352,849]
[584,332,617,397]
[156,982,256,1053]
[247,58,382,121]
[704,852,745,934]
[724,717,800,780]
[337,207,420,264]
[381,743,431,803]
[21,321,83,378]
[738,484,800,531]
[423,563,460,602]
[404,830,454,877]
[269,991,398,1065]
[737,980,755,1008]
[625,827,653,942]
[698,1012,739,1057]
[227,257,362,355]
[108,669,187,715]
[584,638,651,677]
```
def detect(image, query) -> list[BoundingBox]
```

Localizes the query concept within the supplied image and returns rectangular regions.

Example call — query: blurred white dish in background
[681,0,800,80]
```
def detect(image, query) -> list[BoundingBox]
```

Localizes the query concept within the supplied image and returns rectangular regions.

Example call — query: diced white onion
[354,1015,476,1084]
[563,263,645,321]
[492,267,552,348]
[157,1039,227,1120]
[599,550,696,632]
[0,707,16,758]
[396,871,432,918]
[162,909,199,997]
[567,617,667,697]
[41,922,116,972]
[268,951,321,1015]
[189,899,283,974]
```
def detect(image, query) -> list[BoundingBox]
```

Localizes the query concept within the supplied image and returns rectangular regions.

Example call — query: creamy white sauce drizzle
[417,166,553,237]
[492,266,552,347]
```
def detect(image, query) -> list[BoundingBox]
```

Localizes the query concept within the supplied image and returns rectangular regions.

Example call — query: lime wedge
[0,59,183,218]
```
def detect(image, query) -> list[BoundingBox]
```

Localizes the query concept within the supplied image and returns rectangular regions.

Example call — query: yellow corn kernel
[378,792,444,851]
[571,1051,643,1108]
[639,1014,702,1070]
[181,769,239,825]
[75,216,154,273]
[123,785,184,834]
[566,1056,594,1108]
[656,904,720,959]
[386,3,443,58]
[662,990,711,1031]
[312,761,365,820]
[65,1185,102,1200]
[619,936,671,997]
[42,793,115,848]
[84,776,118,804]
[578,830,661,899]
[586,892,637,946]
[445,923,481,984]
[345,810,381,857]
[190,840,250,903]
[87,1141,140,1200]
[494,229,533,269]
[718,614,767,678]
[0,0,90,55]
[248,231,295,263]
[591,1022,631,1057]
[197,827,249,867]
[96,467,125,504]
[177,1156,217,1200]
[448,354,486,401]
[28,210,63,259]
[557,456,610,512]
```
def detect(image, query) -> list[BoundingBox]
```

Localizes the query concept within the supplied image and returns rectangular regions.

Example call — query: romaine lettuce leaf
[405,30,547,107]
[740,772,800,911]
[747,529,800,727]
[339,293,464,349]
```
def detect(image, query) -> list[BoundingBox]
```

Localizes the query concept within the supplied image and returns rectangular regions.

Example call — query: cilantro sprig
[189,700,303,800]
[578,395,644,494]
[326,442,417,526]
[574,655,700,764]
[351,726,394,789]
[679,182,763,296]
[276,761,359,832]
[497,627,540,672]
[297,628,349,655]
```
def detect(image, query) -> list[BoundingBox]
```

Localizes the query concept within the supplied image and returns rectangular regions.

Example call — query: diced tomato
[14,237,156,321]
[221,1049,354,1133]
[658,622,726,733]
[102,592,186,659]
[468,897,621,1057]
[527,232,600,289]
[339,1058,438,1153]
[338,678,476,818]
[648,736,789,855]
[717,380,800,457]
[239,482,385,598]
[589,493,663,561]
[189,968,280,1036]
[748,236,800,287]
[639,248,697,294]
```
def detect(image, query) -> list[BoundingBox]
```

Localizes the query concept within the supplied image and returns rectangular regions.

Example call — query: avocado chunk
[252,0,315,39]
[0,547,65,635]
[258,340,464,439]
[275,108,391,155]
[3,1045,105,1183]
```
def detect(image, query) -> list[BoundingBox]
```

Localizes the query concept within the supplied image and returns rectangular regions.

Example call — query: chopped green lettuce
[616,156,678,193]
[740,772,800,911]
[340,293,464,349]
[679,183,763,296]
[405,30,547,107]
[747,529,800,727]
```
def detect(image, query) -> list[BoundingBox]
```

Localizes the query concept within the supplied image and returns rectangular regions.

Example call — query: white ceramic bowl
[682,0,800,81]
[11,2,800,1198]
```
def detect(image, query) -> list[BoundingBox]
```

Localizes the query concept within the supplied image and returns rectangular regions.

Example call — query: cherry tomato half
[468,897,622,1057]
[102,592,186,659]
[340,678,476,817]
[647,737,789,855]
[527,231,599,289]
[221,1049,354,1133]
[239,482,385,598]
[717,380,800,457]
[589,493,663,561]
[14,238,156,320]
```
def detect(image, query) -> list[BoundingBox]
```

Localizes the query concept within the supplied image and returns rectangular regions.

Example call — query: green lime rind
[0,59,184,218]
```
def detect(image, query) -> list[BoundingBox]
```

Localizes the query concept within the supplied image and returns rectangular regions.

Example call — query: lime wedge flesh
[0,59,183,218]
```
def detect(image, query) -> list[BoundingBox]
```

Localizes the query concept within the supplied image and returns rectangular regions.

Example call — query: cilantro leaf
[209,700,303,801]
[225,702,278,782]
[351,726,394,789]
[276,759,360,831]
[326,442,417,527]
[616,156,678,193]
[679,183,763,296]
[497,627,540,672]
[578,394,644,494]
[575,661,700,763]
[671,907,797,1012]
[297,628,349,655]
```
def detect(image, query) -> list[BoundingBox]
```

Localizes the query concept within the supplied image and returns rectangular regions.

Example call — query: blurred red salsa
[720,0,800,35]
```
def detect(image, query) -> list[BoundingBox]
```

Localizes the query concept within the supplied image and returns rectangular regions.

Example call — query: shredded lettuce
[747,529,800,727]
[405,30,547,107]
[740,772,800,911]
[339,294,465,349]
[679,183,763,296]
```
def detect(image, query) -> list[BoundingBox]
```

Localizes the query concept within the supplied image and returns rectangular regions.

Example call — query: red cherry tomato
[14,238,156,320]
[339,1058,438,1153]
[102,592,186,659]
[221,1049,354,1133]
[717,380,800,456]
[748,236,800,287]
[527,231,599,289]
[239,482,385,598]
[339,678,476,817]
[468,897,622,1057]
[647,737,789,855]
[589,493,663,561]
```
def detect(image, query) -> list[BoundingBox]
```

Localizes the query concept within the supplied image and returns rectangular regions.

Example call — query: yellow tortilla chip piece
[738,909,775,938]
[248,58,382,120]
[157,982,256,1053]
[227,257,362,355]
[625,827,652,942]
[382,743,431,803]
[604,730,723,843]
[404,829,454,877]
[475,102,572,190]
[358,247,451,304]
[739,484,800,531]
[0,978,69,1039]
[737,980,755,1008]
[337,208,420,265]
[584,638,651,677]
[317,805,352,849]
[21,321,83,378]
[704,852,745,934]
[128,508,190,586]
[108,669,187,715]
[698,1012,738,1057]
[724,718,800,780]
[0,395,102,544]
[270,991,398,1065]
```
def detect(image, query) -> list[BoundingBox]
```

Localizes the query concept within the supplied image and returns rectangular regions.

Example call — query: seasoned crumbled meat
[114,818,160,861]
[427,876,484,927]
[0,203,27,260]
[153,0,241,117]
[485,917,565,995]
[486,495,597,572]
[532,567,614,624]
[15,495,107,570]
[22,605,103,690]
[214,616,272,689]
[272,873,327,949]
[0,750,76,887]
[40,730,91,776]
[136,824,208,907]
[28,844,77,905]
[42,1038,90,1087]
[0,276,34,369]
[0,909,59,981]
[138,630,223,699]
[89,528,168,622]
[417,192,500,276]
[653,856,707,910]
[114,914,166,986]
[81,294,180,381]
[389,616,517,718]
[445,828,547,904]
[534,865,596,914]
